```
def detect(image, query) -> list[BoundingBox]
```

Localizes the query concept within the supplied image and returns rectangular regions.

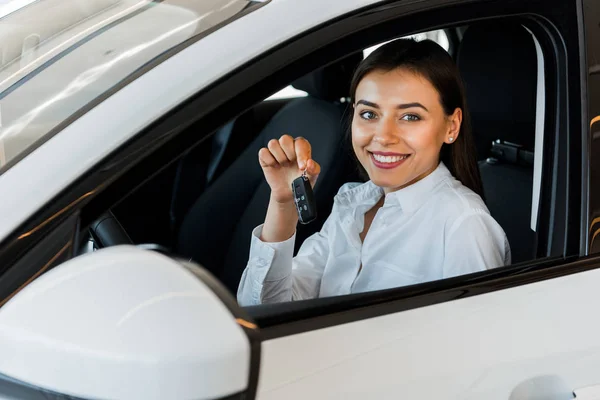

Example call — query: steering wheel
[89,210,134,247]
[88,211,171,254]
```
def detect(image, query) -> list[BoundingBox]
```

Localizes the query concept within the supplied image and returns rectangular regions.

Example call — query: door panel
[257,264,600,399]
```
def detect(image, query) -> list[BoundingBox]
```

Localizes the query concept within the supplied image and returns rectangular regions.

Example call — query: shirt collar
[334,162,453,213]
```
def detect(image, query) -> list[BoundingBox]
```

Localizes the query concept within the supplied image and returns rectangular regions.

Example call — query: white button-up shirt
[237,162,511,306]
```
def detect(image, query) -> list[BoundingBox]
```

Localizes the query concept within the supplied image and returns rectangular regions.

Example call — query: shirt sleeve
[237,217,332,306]
[442,211,511,279]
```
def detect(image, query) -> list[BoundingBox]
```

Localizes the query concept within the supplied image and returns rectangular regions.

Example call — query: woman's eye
[401,114,421,122]
[359,110,377,120]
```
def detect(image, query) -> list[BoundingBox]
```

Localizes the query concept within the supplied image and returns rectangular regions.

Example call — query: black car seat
[168,111,257,241]
[457,21,539,263]
[176,53,362,293]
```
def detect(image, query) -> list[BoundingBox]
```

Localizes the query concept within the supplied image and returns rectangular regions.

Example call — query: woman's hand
[259,135,321,204]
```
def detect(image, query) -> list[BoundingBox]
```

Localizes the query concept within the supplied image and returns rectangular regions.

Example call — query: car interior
[89,20,542,296]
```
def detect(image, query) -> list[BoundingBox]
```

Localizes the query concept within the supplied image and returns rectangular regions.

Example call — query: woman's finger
[279,134,296,163]
[306,159,321,187]
[258,147,277,168]
[294,137,312,170]
[267,138,290,165]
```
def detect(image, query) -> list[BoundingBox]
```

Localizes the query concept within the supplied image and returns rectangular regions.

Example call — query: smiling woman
[237,38,511,306]
[349,39,482,197]
[351,70,462,191]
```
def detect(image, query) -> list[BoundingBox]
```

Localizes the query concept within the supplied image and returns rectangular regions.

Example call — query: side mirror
[0,246,259,400]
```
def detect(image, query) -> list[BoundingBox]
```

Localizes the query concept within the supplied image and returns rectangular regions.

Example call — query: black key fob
[292,174,317,224]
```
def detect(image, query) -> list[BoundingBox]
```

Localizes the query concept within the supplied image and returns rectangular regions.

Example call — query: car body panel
[258,264,600,399]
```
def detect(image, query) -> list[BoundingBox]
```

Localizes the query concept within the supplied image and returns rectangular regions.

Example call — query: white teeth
[372,154,408,163]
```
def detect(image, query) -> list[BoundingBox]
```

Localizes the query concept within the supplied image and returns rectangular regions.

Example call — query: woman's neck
[382,161,440,195]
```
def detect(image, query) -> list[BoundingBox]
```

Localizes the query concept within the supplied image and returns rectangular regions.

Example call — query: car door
[250,1,600,398]
[256,264,600,399]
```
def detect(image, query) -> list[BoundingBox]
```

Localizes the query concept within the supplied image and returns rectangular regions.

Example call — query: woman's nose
[373,117,400,146]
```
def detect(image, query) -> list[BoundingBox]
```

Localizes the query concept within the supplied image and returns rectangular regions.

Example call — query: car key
[291,170,317,224]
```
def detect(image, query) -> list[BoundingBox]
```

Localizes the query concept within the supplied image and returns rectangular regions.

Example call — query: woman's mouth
[369,152,411,169]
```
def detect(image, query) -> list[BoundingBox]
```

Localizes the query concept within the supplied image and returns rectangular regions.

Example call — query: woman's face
[352,68,461,193]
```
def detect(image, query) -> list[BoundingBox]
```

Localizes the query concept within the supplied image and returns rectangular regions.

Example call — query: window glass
[0,0,37,18]
[0,0,259,170]
[363,29,450,57]
[265,85,308,100]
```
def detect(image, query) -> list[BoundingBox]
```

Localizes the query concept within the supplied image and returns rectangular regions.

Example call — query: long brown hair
[348,39,484,199]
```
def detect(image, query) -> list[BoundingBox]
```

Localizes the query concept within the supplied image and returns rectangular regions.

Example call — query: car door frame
[583,0,600,254]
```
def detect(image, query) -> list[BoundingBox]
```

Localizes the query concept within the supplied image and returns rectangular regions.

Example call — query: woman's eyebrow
[397,102,429,111]
[356,99,379,108]
[356,99,429,112]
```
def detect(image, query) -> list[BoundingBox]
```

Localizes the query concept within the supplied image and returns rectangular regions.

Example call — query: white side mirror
[0,246,258,400]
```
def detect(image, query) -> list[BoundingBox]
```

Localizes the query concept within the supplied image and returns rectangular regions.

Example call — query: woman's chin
[369,176,408,191]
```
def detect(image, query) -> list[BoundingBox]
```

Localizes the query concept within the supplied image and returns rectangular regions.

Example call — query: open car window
[103,17,553,311]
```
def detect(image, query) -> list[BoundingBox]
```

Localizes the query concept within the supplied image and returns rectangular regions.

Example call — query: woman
[237,39,510,306]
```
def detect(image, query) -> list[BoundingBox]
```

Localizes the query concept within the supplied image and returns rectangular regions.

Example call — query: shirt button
[253,257,267,267]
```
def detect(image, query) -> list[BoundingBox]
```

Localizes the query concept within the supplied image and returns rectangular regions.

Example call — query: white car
[0,0,599,399]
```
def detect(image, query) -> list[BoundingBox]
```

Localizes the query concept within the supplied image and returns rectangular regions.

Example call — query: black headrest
[292,52,363,101]
[457,21,538,160]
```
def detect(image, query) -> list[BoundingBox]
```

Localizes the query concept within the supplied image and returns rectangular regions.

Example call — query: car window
[0,0,262,170]
[266,85,308,100]
[362,29,450,57]
[31,0,567,322]
[265,29,450,101]
[106,20,548,307]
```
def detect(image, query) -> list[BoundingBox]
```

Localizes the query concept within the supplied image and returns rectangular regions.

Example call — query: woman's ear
[445,108,462,144]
